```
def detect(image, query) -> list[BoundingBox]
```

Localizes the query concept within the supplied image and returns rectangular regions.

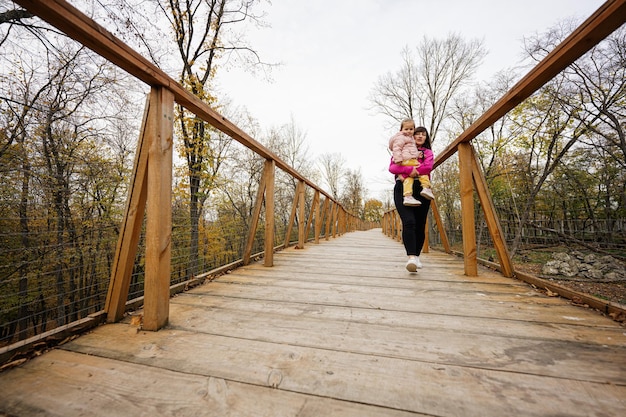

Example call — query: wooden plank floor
[1,229,625,416]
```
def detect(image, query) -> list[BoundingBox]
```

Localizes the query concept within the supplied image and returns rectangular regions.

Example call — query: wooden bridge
[1,1,626,416]
[1,228,625,416]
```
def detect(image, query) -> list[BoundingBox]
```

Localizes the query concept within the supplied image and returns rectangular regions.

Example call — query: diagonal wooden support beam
[104,95,151,323]
[243,159,276,266]
[470,145,515,278]
[284,180,305,249]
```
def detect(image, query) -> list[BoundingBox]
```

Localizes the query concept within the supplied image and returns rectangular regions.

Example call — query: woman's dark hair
[414,126,431,149]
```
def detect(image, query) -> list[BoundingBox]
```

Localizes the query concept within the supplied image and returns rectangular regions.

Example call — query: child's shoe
[420,188,435,200]
[403,195,421,206]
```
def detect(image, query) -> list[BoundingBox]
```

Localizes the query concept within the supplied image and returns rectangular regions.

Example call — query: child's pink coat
[388,147,434,179]
[388,132,420,163]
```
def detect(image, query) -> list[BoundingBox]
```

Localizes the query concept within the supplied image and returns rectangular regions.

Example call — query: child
[413,126,435,200]
[388,119,422,206]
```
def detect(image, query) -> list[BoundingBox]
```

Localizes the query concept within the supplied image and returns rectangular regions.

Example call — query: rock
[604,272,626,282]
[584,268,604,280]
[560,263,579,277]
[552,253,571,262]
[600,255,615,264]
[542,251,625,281]
[583,254,597,263]
[542,264,561,275]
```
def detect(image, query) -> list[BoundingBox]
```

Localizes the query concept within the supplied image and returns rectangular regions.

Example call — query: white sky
[214,0,605,201]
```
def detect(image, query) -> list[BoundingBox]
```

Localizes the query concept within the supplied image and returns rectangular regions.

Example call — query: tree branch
[0,9,34,24]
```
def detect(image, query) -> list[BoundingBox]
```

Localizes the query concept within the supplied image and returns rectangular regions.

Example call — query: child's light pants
[400,159,418,196]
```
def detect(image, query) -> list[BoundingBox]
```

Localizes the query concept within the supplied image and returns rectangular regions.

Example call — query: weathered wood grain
[0,349,424,417]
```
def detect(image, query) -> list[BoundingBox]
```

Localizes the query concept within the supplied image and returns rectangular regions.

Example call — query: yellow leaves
[129,314,143,326]
[180,73,217,104]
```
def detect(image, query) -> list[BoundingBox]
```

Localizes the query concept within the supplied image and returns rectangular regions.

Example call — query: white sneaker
[420,188,434,200]
[415,257,423,269]
[405,258,418,272]
[403,195,421,206]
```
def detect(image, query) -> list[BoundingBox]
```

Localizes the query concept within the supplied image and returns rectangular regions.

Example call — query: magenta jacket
[389,147,434,179]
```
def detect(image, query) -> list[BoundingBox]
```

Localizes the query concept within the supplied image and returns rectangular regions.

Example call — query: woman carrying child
[388,123,434,272]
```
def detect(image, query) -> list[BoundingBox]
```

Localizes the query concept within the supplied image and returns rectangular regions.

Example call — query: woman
[388,126,434,272]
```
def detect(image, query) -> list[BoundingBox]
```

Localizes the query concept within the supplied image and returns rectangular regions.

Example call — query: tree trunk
[18,141,31,340]
[188,173,200,279]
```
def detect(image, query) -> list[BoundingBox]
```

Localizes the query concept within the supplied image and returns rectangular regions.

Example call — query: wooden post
[337,209,343,236]
[422,218,429,253]
[382,212,387,235]
[305,190,320,243]
[284,180,304,248]
[143,87,174,331]
[243,159,273,265]
[297,180,306,249]
[430,199,451,253]
[470,145,514,277]
[396,211,402,242]
[313,191,322,243]
[104,95,151,323]
[458,143,478,276]
[324,200,337,240]
[332,203,339,238]
[263,160,275,266]
[315,196,328,243]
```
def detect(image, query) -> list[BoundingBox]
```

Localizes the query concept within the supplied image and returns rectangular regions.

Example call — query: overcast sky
[214,0,605,201]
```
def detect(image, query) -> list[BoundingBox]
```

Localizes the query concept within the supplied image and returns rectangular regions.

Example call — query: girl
[388,119,421,206]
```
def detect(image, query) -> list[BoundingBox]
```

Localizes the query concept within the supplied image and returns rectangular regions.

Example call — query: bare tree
[340,168,366,219]
[507,87,590,256]
[522,21,626,245]
[158,0,268,278]
[369,34,486,143]
[264,117,316,230]
[450,70,521,179]
[525,23,625,170]
[211,106,263,230]
[368,48,420,127]
[318,152,346,199]
[0,7,33,49]
[265,116,315,191]
[0,1,141,341]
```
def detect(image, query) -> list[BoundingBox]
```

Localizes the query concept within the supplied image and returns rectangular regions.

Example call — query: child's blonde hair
[400,118,415,131]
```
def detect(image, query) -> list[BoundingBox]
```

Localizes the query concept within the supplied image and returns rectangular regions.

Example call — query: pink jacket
[389,147,434,179]
[388,132,420,163]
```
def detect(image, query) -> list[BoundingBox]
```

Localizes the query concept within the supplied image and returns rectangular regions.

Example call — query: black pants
[393,179,431,256]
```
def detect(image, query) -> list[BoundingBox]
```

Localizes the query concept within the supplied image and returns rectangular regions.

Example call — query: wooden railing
[7,0,364,343]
